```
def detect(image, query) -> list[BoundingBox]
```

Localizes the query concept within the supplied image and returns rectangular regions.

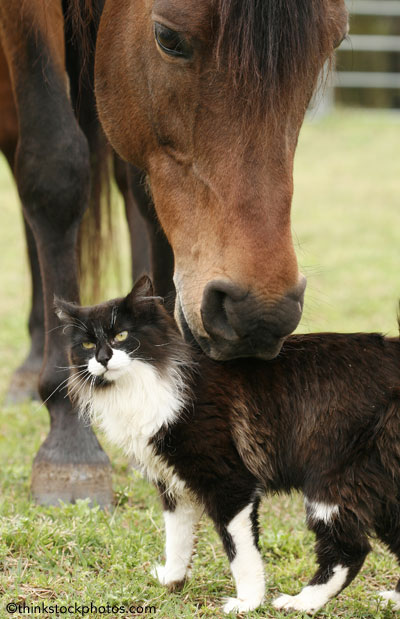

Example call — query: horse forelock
[216,0,337,116]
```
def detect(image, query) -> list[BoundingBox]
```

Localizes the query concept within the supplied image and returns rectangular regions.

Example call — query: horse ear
[54,296,79,323]
[127,275,154,302]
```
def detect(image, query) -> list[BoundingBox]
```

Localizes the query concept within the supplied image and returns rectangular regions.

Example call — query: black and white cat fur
[55,276,400,614]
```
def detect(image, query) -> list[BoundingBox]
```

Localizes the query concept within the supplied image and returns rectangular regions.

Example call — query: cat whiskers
[64,370,92,400]
[77,374,97,425]
[127,339,155,363]
[47,324,71,334]
[66,370,90,392]
[34,368,88,412]
[67,370,93,402]
[49,321,88,335]
[129,337,142,355]
[129,354,156,363]
[56,363,87,372]
[60,317,90,335]
[70,316,90,331]
[110,306,118,329]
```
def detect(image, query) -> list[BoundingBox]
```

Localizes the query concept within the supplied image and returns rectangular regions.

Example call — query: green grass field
[1,109,400,618]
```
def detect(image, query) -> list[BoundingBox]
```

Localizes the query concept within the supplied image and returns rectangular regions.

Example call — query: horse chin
[197,335,285,362]
[174,295,201,349]
[175,294,285,362]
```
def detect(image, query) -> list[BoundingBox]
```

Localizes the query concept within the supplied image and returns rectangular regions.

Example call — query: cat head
[54,275,191,398]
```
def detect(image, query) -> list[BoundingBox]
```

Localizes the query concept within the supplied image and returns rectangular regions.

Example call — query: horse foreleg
[113,155,151,281]
[0,40,43,403]
[6,215,44,403]
[129,166,175,311]
[0,0,112,506]
[1,138,44,406]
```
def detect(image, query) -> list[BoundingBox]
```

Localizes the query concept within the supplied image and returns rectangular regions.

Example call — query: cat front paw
[151,564,166,584]
[151,564,188,590]
[379,590,400,610]
[222,596,263,614]
[273,590,325,613]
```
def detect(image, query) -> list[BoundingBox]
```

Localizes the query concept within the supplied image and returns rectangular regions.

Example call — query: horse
[0,46,145,400]
[0,0,348,506]
[0,31,163,404]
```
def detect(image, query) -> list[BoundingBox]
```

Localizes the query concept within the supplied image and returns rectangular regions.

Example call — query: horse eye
[334,33,347,49]
[334,23,349,49]
[154,23,192,59]
[114,330,128,342]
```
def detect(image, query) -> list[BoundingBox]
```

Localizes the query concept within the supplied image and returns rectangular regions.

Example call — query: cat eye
[154,23,193,59]
[82,342,95,350]
[114,330,128,342]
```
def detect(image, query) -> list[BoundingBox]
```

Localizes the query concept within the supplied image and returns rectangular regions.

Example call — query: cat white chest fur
[78,357,187,496]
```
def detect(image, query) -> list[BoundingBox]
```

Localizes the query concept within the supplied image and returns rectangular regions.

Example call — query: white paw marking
[222,596,262,613]
[225,504,265,612]
[160,502,201,585]
[273,592,323,614]
[379,590,400,610]
[151,563,191,586]
[151,564,167,584]
[151,564,179,586]
[304,497,339,524]
[273,565,348,613]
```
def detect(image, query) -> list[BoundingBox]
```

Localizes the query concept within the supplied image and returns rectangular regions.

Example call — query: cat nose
[96,346,113,367]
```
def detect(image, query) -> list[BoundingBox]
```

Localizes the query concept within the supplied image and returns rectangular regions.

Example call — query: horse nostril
[199,276,307,360]
[201,281,247,342]
[287,274,307,313]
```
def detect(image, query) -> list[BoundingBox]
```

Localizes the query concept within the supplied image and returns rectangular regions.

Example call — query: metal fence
[336,0,400,90]
[312,0,400,114]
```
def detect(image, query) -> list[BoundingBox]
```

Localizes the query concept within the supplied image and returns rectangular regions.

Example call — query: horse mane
[216,0,334,116]
[62,0,103,69]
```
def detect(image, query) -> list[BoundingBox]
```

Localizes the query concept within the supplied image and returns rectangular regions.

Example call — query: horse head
[95,0,348,360]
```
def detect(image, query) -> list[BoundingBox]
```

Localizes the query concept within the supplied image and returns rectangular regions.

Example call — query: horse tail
[63,0,119,303]
[398,302,400,338]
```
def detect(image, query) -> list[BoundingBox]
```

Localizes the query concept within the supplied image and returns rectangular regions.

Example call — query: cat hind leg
[273,506,370,613]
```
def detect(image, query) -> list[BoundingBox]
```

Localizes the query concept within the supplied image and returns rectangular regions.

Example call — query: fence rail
[348,1,400,17]
[313,1,400,114]
[340,35,400,52]
[335,71,400,88]
[336,1,400,94]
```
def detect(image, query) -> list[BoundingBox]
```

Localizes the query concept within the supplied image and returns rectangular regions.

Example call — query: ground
[1,109,399,618]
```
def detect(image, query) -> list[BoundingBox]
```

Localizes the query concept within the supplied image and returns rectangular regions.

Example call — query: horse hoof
[31,461,113,508]
[31,420,113,508]
[4,369,40,404]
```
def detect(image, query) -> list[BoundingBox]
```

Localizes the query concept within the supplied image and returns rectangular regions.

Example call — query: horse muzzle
[176,276,306,361]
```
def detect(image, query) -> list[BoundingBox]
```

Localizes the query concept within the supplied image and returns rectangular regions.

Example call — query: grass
[1,108,400,618]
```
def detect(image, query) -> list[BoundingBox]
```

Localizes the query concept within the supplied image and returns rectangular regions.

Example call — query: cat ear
[54,296,80,323]
[127,275,154,302]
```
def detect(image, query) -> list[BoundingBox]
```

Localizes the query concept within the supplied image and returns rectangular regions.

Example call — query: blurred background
[297,0,400,335]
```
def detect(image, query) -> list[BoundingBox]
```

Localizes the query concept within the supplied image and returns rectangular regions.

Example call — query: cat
[55,275,400,614]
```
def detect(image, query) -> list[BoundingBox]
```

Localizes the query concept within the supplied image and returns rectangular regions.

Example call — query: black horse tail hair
[62,0,120,303]
[397,301,400,337]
